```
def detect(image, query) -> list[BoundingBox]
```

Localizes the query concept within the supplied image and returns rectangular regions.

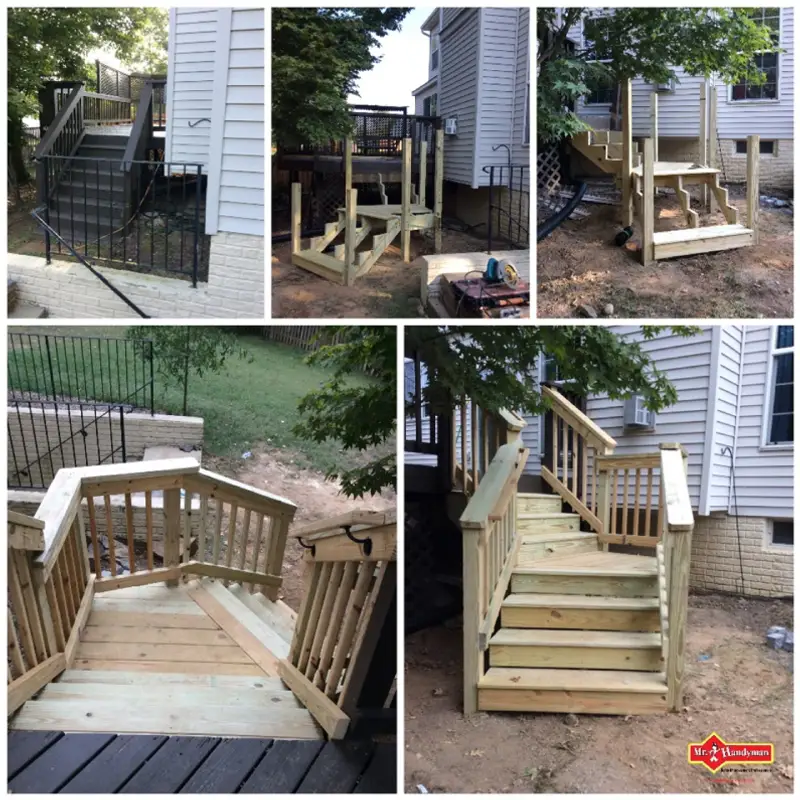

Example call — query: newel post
[163,488,181,587]
[660,443,693,711]
[595,453,612,552]
[461,523,483,716]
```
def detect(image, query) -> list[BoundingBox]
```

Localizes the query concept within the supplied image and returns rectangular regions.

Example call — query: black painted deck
[8,731,395,793]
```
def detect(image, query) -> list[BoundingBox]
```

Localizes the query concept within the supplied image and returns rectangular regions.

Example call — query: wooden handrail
[541,385,617,452]
[35,83,84,158]
[460,443,526,530]
[660,443,694,711]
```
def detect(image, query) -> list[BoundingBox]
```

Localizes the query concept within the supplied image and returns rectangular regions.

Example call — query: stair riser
[518,537,599,562]
[511,573,658,598]
[478,688,667,715]
[489,644,662,671]
[517,497,562,514]
[517,517,580,534]
[501,606,660,632]
[55,185,127,201]
[76,147,126,160]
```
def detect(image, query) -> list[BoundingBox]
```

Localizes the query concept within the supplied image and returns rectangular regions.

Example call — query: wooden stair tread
[517,493,560,500]
[490,628,661,649]
[56,669,286,690]
[517,512,580,520]
[514,551,657,576]
[652,223,753,245]
[293,250,345,271]
[503,593,659,610]
[520,532,596,542]
[480,667,667,693]
[632,161,720,177]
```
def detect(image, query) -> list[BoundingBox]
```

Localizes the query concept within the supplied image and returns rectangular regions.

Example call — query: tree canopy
[538,7,778,143]
[8,7,166,185]
[272,7,410,147]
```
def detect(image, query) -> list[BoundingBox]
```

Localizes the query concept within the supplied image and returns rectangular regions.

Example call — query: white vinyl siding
[166,8,218,167]
[731,327,794,517]
[439,8,480,185]
[511,9,530,171]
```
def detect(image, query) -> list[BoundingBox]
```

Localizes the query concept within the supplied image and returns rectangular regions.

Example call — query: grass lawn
[8,326,389,475]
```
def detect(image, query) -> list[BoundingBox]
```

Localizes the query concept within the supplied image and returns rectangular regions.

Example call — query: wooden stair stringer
[356,217,402,277]
[709,175,739,224]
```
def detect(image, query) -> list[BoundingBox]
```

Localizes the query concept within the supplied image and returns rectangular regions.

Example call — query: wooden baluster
[622,468,630,539]
[561,417,568,489]
[290,562,323,664]
[225,504,239,583]
[125,493,136,574]
[656,478,665,540]
[104,495,117,577]
[264,515,290,601]
[44,575,66,652]
[86,496,102,578]
[198,494,209,564]
[581,438,588,506]
[610,469,618,534]
[313,562,357,689]
[145,491,154,570]
[77,505,91,581]
[8,615,26,678]
[67,523,85,604]
[63,535,82,613]
[460,403,467,494]
[645,467,654,539]
[298,561,333,673]
[471,402,478,490]
[57,551,77,624]
[238,509,251,572]
[182,490,192,564]
[633,467,642,539]
[51,561,71,635]
[304,562,343,680]
[9,553,40,668]
[592,450,598,513]
[163,488,181,587]
[571,431,578,495]
[482,409,490,475]
[248,513,266,593]
[551,411,557,476]
[212,500,224,565]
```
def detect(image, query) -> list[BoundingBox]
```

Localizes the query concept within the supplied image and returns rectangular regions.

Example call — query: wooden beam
[301,526,397,563]
[621,77,633,227]
[641,138,655,266]
[401,138,412,262]
[344,136,353,195]
[182,561,282,588]
[279,660,350,739]
[434,127,444,252]
[344,187,358,287]
[7,654,66,715]
[746,134,760,242]
[650,92,658,166]
[95,567,183,593]
[462,527,482,716]
[708,84,718,212]
[184,469,297,519]
[291,182,302,254]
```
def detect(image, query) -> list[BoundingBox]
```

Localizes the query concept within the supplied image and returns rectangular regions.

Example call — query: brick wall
[690,514,793,598]
[8,231,264,319]
[8,406,203,487]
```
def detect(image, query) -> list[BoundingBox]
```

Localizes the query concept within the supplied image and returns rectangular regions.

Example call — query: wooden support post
[650,92,659,164]
[434,127,444,253]
[401,137,412,263]
[665,524,692,710]
[596,468,612,552]
[621,78,633,227]
[708,84,718,213]
[163,488,181,587]
[344,136,353,196]
[344,187,358,286]
[290,183,302,255]
[462,528,482,716]
[641,138,655,266]
[419,140,428,208]
[746,134,760,243]
[699,82,708,210]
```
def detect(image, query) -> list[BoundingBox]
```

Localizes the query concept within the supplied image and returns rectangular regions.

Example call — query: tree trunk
[8,115,31,197]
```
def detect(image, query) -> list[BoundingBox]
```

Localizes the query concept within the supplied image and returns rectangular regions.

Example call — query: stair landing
[10,579,322,740]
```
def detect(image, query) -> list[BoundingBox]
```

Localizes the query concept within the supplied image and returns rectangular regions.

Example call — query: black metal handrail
[483,164,530,252]
[35,84,84,160]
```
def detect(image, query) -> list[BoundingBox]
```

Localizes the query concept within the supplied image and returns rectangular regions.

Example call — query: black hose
[537,181,587,242]
[272,228,324,244]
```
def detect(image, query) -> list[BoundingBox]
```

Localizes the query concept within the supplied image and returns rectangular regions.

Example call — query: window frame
[580,13,615,107]
[729,8,782,104]
[766,519,793,549]
[761,325,794,449]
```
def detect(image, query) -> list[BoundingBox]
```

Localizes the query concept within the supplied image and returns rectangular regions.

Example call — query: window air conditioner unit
[655,79,675,93]
[624,395,656,431]
[444,117,458,135]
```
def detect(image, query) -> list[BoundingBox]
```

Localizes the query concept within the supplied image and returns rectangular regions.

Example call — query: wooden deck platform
[10,580,322,740]
[8,731,395,793]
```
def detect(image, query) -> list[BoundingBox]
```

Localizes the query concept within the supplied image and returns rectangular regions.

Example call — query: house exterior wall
[439,8,480,186]
[510,9,530,185]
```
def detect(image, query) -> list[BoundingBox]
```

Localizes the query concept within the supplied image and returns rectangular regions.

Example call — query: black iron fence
[8,331,154,414]
[36,155,209,284]
[8,400,127,490]
[484,164,530,252]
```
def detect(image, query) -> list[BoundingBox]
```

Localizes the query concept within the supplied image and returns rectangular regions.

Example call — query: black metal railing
[483,164,530,252]
[37,155,209,285]
[8,332,154,414]
[96,60,132,99]
[8,400,127,490]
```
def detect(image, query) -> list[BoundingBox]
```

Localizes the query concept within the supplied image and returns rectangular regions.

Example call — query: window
[767,325,793,444]
[423,93,437,117]
[731,8,780,101]
[770,520,793,547]
[585,78,616,105]
[430,32,439,73]
[736,139,775,155]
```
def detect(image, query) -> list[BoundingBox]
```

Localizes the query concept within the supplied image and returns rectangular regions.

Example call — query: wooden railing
[659,443,694,711]
[595,452,664,547]
[279,511,397,740]
[460,442,529,715]
[452,401,526,496]
[540,385,617,532]
[8,459,297,715]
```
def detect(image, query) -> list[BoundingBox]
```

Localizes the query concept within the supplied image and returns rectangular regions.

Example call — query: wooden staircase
[570,131,637,176]
[292,204,432,284]
[477,494,667,715]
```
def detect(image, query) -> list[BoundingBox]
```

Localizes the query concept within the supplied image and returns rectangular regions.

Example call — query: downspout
[727,326,747,512]
[471,9,484,189]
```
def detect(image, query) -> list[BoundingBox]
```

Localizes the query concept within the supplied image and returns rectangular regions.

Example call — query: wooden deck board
[6,731,394,793]
[480,666,667,693]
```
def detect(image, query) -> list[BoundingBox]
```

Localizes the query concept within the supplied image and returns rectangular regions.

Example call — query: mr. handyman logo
[688,732,774,774]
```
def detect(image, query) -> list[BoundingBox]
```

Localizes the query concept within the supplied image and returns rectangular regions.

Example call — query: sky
[348,8,434,110]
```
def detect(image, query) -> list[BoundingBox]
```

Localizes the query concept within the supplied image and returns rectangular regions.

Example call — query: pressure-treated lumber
[401,138,412,262]
[8,654,66,715]
[344,187,358,286]
[434,127,444,252]
[291,183,302,254]
[641,138,655,265]
[621,78,633,226]
[746,134,760,243]
[652,224,753,260]
[278,661,350,739]
[699,81,709,209]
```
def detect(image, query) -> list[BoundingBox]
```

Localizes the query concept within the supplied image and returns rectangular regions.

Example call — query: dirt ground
[271,229,493,319]
[205,446,396,612]
[537,189,793,318]
[405,594,793,794]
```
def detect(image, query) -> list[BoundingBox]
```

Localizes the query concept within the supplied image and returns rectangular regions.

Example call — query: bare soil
[271,229,493,319]
[205,445,395,612]
[537,190,793,319]
[405,594,793,794]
